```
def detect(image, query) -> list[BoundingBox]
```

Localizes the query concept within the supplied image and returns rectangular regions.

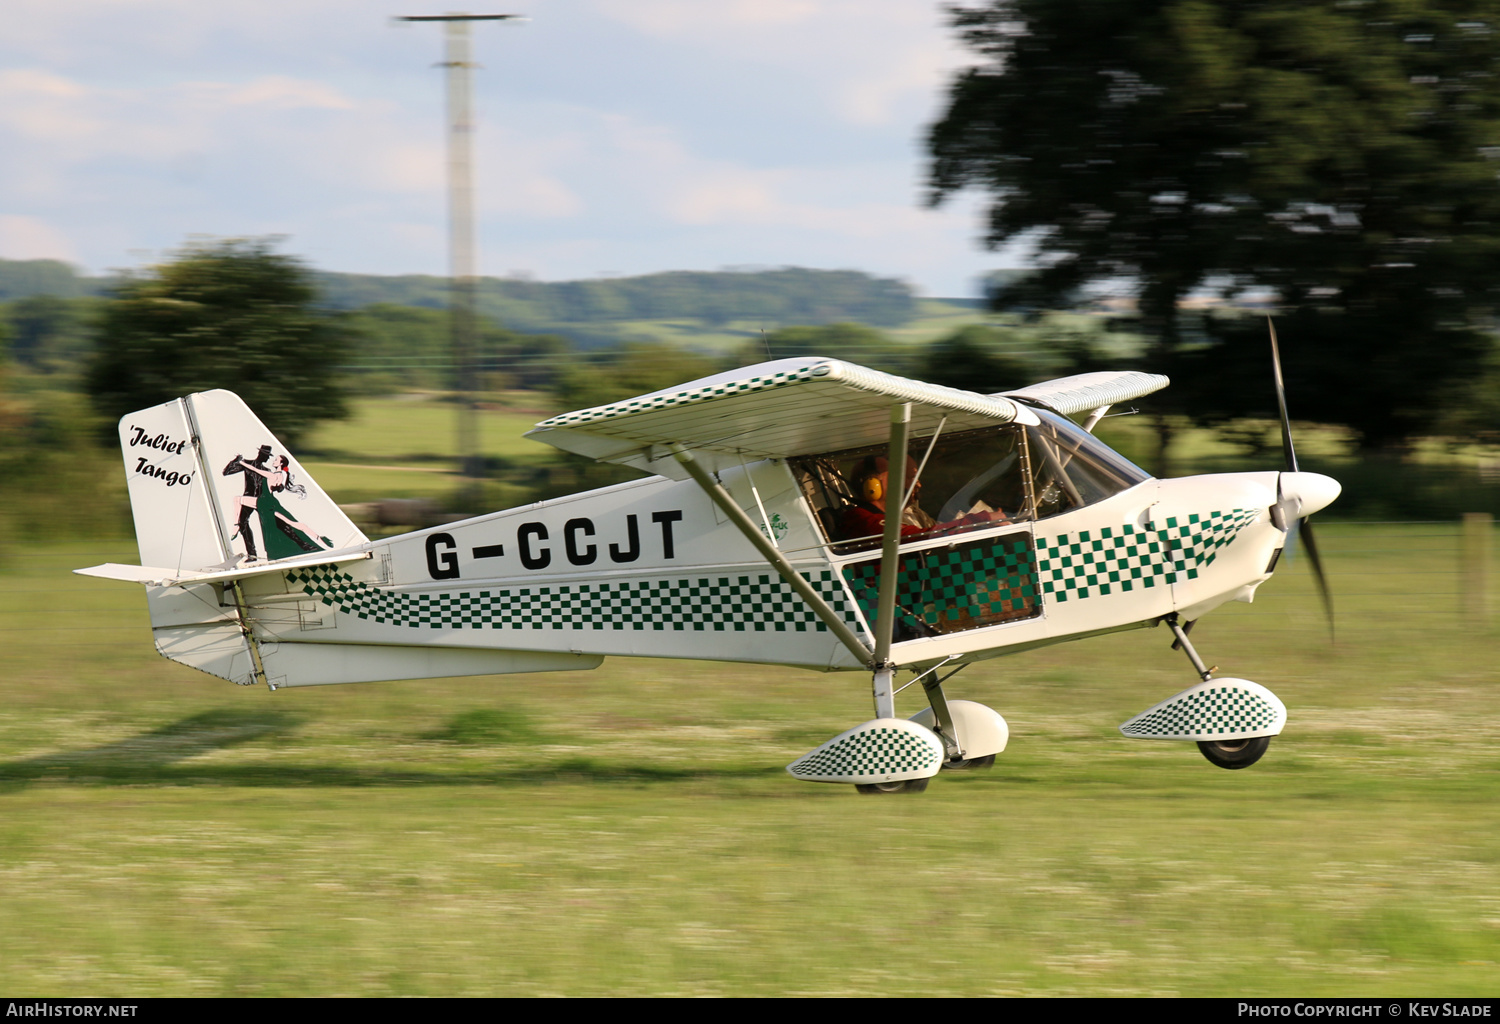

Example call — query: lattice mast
[399,13,520,500]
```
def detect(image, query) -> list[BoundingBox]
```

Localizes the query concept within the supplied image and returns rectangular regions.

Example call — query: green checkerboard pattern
[538,362,824,427]
[1034,508,1260,602]
[786,723,943,781]
[1121,683,1281,738]
[284,566,862,634]
[842,533,1039,640]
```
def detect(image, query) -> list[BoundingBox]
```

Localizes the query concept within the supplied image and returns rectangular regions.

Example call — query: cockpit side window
[792,424,1032,553]
[793,411,1151,550]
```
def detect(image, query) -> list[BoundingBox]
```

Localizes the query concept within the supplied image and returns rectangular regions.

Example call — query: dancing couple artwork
[224,444,334,562]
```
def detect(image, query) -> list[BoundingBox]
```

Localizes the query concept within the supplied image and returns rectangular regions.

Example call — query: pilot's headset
[856,455,900,506]
[856,454,919,508]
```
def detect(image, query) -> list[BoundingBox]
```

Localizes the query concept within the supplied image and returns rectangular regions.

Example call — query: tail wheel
[1198,736,1271,770]
[856,778,930,794]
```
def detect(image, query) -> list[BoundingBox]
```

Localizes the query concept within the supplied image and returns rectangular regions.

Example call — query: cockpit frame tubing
[900,415,946,513]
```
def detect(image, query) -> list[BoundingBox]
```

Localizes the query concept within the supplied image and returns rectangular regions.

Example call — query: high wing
[523,357,1025,477]
[997,370,1169,419]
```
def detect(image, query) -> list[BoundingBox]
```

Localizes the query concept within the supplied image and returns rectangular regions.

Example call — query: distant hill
[0,259,112,300]
[312,266,918,331]
[0,259,918,330]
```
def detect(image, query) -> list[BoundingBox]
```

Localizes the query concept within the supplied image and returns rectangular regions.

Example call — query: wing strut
[670,445,874,668]
[869,403,911,718]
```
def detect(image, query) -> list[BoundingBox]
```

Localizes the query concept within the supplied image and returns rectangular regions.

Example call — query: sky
[0,0,1027,298]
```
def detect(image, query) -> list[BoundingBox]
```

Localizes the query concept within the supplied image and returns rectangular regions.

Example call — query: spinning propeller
[1266,317,1337,636]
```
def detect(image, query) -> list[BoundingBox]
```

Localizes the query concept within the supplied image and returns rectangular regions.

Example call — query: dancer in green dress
[230,454,333,560]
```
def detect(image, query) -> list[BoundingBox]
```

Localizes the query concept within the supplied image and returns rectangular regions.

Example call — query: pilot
[840,454,1011,543]
[841,455,936,541]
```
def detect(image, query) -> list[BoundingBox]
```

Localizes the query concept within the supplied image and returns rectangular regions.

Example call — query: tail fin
[119,389,366,573]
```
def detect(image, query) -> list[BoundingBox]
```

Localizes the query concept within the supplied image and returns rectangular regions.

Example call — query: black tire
[1198,736,1271,770]
[856,777,930,794]
[941,754,996,771]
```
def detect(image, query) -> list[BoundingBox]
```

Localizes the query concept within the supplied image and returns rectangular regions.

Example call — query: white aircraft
[77,339,1338,794]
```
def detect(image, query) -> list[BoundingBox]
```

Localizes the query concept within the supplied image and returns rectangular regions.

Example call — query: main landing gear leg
[920,671,961,760]
[872,664,895,720]
[922,670,996,770]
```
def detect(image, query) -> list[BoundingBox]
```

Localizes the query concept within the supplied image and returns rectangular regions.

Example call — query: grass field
[302,393,553,463]
[1,524,1496,996]
[295,393,563,505]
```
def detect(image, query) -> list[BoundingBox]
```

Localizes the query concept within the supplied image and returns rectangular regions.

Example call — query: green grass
[1,526,1497,995]
[295,393,565,505]
[303,393,554,462]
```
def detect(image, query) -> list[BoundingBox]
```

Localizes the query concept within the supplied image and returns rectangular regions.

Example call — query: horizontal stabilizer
[999,371,1169,418]
[525,357,1021,478]
[75,550,371,588]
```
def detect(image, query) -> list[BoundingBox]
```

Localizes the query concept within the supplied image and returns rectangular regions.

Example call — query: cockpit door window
[792,424,1033,554]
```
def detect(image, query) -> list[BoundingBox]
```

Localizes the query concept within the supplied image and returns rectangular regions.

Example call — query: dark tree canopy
[929,0,1500,447]
[550,341,724,413]
[5,295,94,373]
[920,324,1038,393]
[750,322,911,374]
[86,239,348,445]
[338,303,568,395]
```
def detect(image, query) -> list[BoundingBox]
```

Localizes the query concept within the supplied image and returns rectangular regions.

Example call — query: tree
[0,258,93,300]
[745,322,911,374]
[5,295,94,374]
[928,1,1500,449]
[920,324,1037,393]
[550,341,725,413]
[86,239,349,445]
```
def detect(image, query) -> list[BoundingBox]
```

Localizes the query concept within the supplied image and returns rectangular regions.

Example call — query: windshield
[1024,409,1151,521]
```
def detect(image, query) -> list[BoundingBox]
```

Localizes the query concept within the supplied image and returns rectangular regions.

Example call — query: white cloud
[217,76,357,111]
[0,70,103,143]
[835,39,960,126]
[0,216,77,262]
[589,0,819,37]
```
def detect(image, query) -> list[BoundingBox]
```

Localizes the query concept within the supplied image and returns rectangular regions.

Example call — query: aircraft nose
[1279,471,1341,518]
